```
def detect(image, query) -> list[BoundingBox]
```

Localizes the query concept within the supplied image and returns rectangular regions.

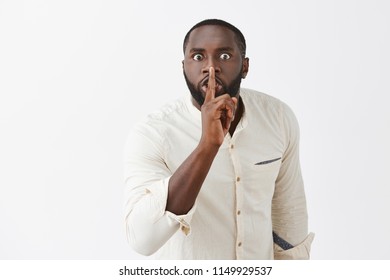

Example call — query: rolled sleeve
[124,122,196,256]
[125,176,196,256]
[166,205,197,236]
[274,232,315,260]
[272,103,314,258]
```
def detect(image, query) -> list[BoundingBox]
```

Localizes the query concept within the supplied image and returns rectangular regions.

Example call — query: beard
[183,69,243,107]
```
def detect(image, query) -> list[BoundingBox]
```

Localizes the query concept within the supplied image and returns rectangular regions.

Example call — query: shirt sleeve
[272,103,314,260]
[123,122,196,256]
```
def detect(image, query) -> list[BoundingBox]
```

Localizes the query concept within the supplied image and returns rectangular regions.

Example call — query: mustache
[183,69,242,107]
[200,76,224,87]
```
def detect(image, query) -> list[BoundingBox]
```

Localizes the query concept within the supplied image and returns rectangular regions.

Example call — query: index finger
[204,67,216,102]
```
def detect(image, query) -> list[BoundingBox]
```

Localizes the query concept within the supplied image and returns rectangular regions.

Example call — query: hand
[200,67,237,148]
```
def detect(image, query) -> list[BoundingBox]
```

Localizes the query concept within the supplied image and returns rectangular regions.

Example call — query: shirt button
[238,242,242,247]
[237,210,241,215]
[236,177,241,182]
[230,144,234,149]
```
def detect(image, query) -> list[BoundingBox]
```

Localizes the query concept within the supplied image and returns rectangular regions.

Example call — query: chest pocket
[253,157,281,169]
[246,155,282,201]
[251,155,282,173]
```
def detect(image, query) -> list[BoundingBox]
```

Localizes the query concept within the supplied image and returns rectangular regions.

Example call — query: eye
[220,53,231,60]
[192,54,204,61]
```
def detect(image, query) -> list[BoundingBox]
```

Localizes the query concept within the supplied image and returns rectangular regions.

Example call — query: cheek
[183,63,200,80]
[184,61,199,72]
[231,64,244,78]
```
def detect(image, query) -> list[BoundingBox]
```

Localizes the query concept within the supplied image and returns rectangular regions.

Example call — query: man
[124,19,314,259]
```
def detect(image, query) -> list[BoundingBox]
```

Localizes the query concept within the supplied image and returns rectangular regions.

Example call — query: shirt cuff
[145,176,197,236]
[166,205,197,236]
[273,232,315,260]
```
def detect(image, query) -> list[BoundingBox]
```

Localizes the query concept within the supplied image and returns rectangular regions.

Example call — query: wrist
[197,139,220,155]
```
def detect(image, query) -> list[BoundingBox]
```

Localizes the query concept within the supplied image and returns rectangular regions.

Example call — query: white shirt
[124,88,314,259]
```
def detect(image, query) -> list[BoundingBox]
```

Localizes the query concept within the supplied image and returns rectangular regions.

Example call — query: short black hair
[183,19,246,57]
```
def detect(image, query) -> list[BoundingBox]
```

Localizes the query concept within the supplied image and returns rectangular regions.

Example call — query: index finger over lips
[204,67,216,102]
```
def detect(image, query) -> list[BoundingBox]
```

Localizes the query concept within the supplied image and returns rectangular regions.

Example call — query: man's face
[183,25,249,107]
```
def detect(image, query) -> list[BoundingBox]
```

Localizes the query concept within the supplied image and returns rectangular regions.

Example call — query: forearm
[166,142,219,215]
[166,66,237,215]
[272,188,308,245]
[271,155,313,260]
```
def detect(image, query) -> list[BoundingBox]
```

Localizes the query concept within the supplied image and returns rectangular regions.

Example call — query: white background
[0,0,389,260]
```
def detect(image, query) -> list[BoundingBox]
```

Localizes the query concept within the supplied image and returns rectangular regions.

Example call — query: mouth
[200,77,224,95]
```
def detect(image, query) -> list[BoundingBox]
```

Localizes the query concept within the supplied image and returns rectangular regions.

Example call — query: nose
[201,56,221,74]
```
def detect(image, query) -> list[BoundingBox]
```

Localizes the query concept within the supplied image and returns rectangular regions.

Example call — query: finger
[224,97,237,120]
[221,106,233,133]
[204,67,216,102]
[231,97,238,120]
[214,98,236,122]
[225,100,235,122]
[213,95,236,112]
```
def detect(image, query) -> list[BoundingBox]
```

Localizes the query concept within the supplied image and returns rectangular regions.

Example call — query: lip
[200,76,223,87]
[200,76,224,94]
[201,83,223,95]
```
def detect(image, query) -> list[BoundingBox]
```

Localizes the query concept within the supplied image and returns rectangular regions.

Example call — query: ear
[242,57,249,79]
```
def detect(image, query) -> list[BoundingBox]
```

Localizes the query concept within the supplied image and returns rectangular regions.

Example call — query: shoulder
[145,97,190,123]
[240,88,296,119]
[240,88,288,109]
[240,88,300,136]
[131,97,191,137]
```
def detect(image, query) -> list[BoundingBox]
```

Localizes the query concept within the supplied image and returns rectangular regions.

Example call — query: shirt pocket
[251,156,282,171]
[246,155,282,199]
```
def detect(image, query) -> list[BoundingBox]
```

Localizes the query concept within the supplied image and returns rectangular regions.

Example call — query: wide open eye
[220,53,231,60]
[192,54,204,61]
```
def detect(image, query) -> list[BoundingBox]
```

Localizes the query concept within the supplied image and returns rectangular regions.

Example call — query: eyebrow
[188,47,235,53]
[189,48,205,53]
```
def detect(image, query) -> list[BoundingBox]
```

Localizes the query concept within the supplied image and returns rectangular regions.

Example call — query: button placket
[229,140,244,259]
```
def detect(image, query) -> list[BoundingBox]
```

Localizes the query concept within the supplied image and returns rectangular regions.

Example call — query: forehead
[186,25,238,52]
